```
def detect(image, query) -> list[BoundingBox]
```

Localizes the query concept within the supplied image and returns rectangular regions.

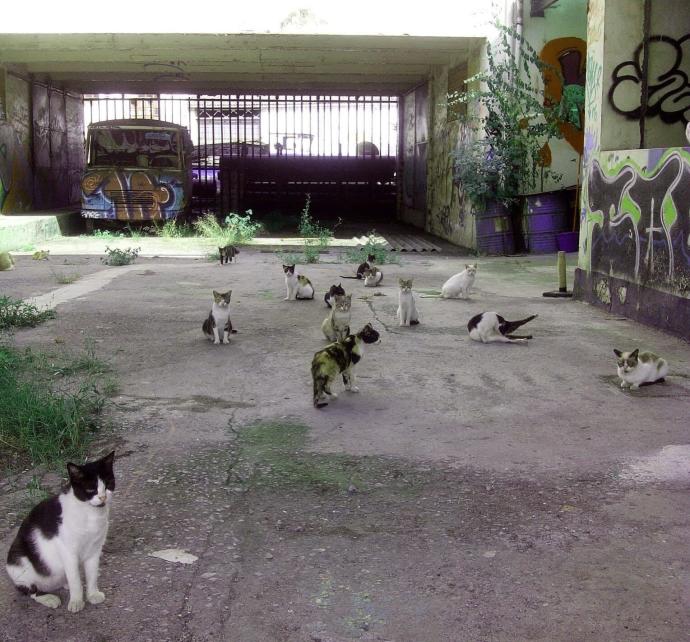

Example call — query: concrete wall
[0,70,84,214]
[575,0,690,339]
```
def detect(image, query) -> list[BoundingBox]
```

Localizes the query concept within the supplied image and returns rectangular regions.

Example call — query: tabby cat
[5,452,115,612]
[363,266,383,287]
[397,278,420,326]
[311,323,380,408]
[321,294,352,342]
[202,290,237,344]
[219,245,239,265]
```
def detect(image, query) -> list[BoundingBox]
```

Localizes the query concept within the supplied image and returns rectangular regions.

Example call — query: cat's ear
[465,264,470,268]
[100,451,116,471]
[213,290,220,297]
[472,263,478,269]
[630,348,639,359]
[67,463,85,484]
[613,349,622,357]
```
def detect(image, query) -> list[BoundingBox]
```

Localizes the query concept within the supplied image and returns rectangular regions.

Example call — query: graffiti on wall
[81,168,187,221]
[541,37,587,154]
[609,35,690,126]
[0,122,32,212]
[587,148,690,294]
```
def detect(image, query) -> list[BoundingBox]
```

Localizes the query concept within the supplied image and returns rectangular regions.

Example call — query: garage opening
[84,93,399,226]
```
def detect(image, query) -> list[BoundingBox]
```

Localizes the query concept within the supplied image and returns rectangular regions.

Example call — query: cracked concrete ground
[0,249,688,642]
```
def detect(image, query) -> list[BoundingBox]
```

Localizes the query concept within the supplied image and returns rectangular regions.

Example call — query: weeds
[151,219,195,238]
[0,296,56,330]
[0,341,114,469]
[102,246,140,266]
[296,195,339,263]
[52,270,81,285]
[344,230,398,265]
[194,210,262,246]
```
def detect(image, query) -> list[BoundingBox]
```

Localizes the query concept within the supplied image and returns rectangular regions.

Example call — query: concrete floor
[0,249,688,642]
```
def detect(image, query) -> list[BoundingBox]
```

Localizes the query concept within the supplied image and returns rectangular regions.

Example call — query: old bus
[81,119,193,222]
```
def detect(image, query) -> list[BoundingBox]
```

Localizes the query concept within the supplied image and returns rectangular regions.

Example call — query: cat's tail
[339,275,361,279]
[324,293,332,307]
[500,314,537,336]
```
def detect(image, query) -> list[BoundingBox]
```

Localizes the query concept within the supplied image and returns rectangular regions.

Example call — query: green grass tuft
[0,296,56,330]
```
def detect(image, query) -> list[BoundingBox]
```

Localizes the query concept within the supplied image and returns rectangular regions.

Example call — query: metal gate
[84,94,399,216]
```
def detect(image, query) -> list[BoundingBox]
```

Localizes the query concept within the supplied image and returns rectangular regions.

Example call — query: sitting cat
[340,253,376,280]
[614,348,669,389]
[312,323,380,408]
[321,294,352,342]
[219,245,239,265]
[32,250,50,261]
[324,282,345,308]
[202,290,237,344]
[441,264,477,299]
[283,265,315,300]
[362,266,383,287]
[397,278,420,326]
[5,451,116,612]
[0,251,15,271]
[468,311,537,344]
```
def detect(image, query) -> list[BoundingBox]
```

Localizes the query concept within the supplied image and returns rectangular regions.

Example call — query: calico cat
[324,283,345,308]
[321,294,352,342]
[202,290,237,344]
[468,311,537,344]
[397,278,420,326]
[0,251,15,271]
[441,264,477,299]
[362,266,383,287]
[614,348,669,389]
[283,265,315,300]
[6,452,115,612]
[340,253,376,280]
[311,323,380,408]
[219,245,239,265]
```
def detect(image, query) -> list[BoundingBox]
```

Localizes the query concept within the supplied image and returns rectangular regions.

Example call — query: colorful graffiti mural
[81,168,187,221]
[584,148,690,295]
[609,35,690,126]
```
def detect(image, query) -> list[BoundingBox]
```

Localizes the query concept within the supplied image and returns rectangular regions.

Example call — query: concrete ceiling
[0,33,484,95]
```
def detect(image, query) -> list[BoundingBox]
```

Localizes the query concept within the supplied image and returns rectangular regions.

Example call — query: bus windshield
[88,128,181,169]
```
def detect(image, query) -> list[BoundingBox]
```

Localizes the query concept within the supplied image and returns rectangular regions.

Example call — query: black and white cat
[324,283,346,308]
[5,452,115,612]
[283,265,315,300]
[614,348,669,389]
[467,311,537,344]
[340,253,376,280]
[202,290,237,344]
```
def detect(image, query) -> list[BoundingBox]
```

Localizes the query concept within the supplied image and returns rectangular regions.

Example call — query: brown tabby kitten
[219,245,239,265]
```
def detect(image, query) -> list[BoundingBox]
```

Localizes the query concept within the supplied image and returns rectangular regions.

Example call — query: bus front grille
[105,190,155,207]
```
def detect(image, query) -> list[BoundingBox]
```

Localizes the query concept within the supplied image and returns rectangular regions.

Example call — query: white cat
[441,264,477,299]
[283,264,315,300]
[202,290,236,344]
[6,452,115,612]
[468,311,537,344]
[363,266,383,287]
[396,278,420,326]
[614,348,669,389]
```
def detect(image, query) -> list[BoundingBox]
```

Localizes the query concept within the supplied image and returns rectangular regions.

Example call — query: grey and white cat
[614,348,669,389]
[202,290,237,344]
[442,264,477,299]
[468,311,537,344]
[363,266,383,287]
[396,278,420,326]
[283,265,315,300]
[6,452,115,612]
[321,293,352,342]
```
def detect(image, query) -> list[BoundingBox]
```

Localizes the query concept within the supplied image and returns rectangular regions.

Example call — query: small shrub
[296,195,339,263]
[152,219,195,238]
[102,246,140,266]
[0,296,56,330]
[344,231,398,265]
[52,270,81,285]
[194,210,262,246]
